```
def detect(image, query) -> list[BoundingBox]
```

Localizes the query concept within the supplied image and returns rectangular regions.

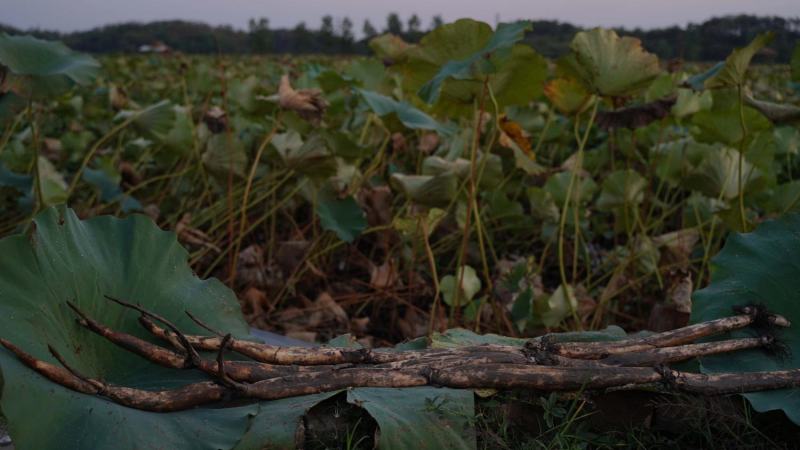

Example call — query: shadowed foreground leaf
[692,214,800,424]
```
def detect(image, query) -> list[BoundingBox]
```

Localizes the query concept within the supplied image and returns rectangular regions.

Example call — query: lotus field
[1,19,800,449]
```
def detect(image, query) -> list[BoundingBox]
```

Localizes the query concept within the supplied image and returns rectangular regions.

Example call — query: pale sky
[4,0,800,33]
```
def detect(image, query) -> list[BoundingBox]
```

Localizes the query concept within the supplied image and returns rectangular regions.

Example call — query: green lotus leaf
[348,388,476,450]
[544,171,598,207]
[595,169,647,211]
[671,88,712,119]
[440,265,481,307]
[744,96,800,126]
[704,33,775,89]
[0,206,256,450]
[390,172,459,207]
[684,146,764,200]
[683,62,724,92]
[115,100,176,142]
[0,91,26,122]
[358,89,455,136]
[36,156,68,207]
[792,44,800,82]
[274,132,337,179]
[0,33,99,87]
[418,21,531,104]
[692,91,772,146]
[82,159,142,213]
[315,193,367,243]
[202,133,248,178]
[692,214,800,424]
[544,78,592,116]
[0,207,485,449]
[421,154,503,188]
[535,284,578,328]
[570,28,661,97]
[394,19,545,116]
[369,34,414,63]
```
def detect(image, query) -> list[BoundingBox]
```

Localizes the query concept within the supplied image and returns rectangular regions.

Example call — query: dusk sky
[4,0,800,33]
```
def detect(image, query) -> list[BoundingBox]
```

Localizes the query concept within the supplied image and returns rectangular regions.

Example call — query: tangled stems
[1,301,795,412]
[737,84,750,232]
[557,99,599,329]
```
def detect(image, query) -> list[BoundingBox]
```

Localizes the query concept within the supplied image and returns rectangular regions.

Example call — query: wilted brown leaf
[499,115,533,157]
[203,106,228,134]
[109,84,128,111]
[596,97,676,130]
[278,74,328,125]
[665,269,693,314]
[369,260,399,290]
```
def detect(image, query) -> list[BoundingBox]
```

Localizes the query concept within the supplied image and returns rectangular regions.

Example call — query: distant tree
[292,22,313,53]
[363,20,378,39]
[319,15,335,52]
[339,17,354,52]
[430,15,444,31]
[4,14,798,60]
[407,14,421,34]
[248,17,271,53]
[385,13,403,35]
[320,15,334,38]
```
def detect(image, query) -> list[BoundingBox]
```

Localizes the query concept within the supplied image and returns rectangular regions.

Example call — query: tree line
[1,13,798,62]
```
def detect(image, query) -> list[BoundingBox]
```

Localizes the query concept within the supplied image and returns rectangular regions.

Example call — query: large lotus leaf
[0,33,99,85]
[792,44,800,83]
[36,156,68,206]
[162,105,194,159]
[544,171,598,207]
[396,20,544,115]
[684,146,764,200]
[430,326,626,349]
[82,160,142,213]
[691,214,800,424]
[544,78,592,116]
[418,21,531,104]
[704,33,775,89]
[202,133,248,178]
[487,45,547,108]
[0,91,26,122]
[440,265,482,307]
[691,90,772,147]
[315,194,367,243]
[569,28,661,97]
[744,96,800,126]
[347,388,476,450]
[683,62,724,92]
[390,172,459,207]
[369,34,414,63]
[232,393,338,450]
[412,20,493,66]
[114,100,176,142]
[0,206,256,450]
[595,169,647,211]
[421,154,503,189]
[671,88,712,119]
[358,89,455,136]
